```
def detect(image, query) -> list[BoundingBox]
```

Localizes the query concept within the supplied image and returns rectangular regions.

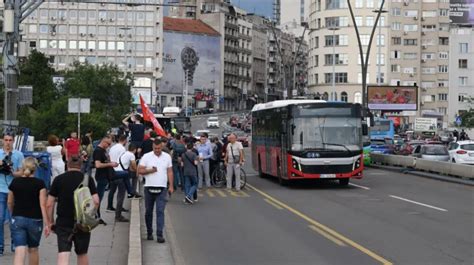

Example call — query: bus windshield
[291,117,361,151]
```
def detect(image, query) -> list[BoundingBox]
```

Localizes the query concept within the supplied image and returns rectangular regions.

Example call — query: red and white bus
[251,100,365,186]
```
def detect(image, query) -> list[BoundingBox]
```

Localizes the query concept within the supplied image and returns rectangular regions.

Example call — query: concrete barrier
[128,199,142,265]
[370,153,473,180]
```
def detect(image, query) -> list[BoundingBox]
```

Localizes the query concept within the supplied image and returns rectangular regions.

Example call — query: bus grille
[300,164,353,174]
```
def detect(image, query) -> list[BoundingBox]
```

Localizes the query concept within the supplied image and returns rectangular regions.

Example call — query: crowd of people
[0,112,246,264]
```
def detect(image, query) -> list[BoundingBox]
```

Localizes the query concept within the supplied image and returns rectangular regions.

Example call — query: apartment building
[21,1,163,107]
[449,26,474,125]
[236,8,253,109]
[247,14,269,104]
[308,0,451,127]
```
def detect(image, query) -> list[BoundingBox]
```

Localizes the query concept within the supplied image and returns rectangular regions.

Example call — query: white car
[448,140,474,164]
[207,117,220,128]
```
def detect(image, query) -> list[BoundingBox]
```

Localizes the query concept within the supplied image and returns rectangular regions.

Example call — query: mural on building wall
[158,32,221,102]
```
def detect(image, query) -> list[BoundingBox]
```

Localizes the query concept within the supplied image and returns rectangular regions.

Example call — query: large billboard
[450,0,474,25]
[367,86,418,111]
[158,31,221,98]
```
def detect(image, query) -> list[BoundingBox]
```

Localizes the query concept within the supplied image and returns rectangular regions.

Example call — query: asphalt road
[163,115,473,265]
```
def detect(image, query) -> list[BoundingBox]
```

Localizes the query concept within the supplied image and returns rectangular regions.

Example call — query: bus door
[280,111,289,179]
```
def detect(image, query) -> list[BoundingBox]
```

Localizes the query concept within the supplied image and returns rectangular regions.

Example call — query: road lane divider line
[389,195,448,212]
[216,190,227,197]
[247,183,393,265]
[206,190,215,197]
[264,198,283,210]
[349,183,371,190]
[308,225,346,247]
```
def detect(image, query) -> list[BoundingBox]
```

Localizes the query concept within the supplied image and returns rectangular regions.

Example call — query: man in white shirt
[224,133,244,191]
[138,139,174,243]
[108,136,140,222]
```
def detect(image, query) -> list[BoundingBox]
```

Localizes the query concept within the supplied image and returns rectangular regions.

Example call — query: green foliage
[459,97,474,128]
[17,52,133,140]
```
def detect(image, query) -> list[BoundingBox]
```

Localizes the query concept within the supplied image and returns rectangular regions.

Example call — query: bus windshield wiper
[322,143,351,153]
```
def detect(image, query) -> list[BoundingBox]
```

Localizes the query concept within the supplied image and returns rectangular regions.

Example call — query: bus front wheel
[277,162,288,186]
[338,178,349,186]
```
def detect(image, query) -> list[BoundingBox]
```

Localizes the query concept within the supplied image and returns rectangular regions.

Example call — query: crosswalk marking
[228,190,250,198]
[215,190,227,197]
[205,189,215,197]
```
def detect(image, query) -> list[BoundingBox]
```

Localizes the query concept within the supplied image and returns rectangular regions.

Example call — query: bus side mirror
[362,123,368,136]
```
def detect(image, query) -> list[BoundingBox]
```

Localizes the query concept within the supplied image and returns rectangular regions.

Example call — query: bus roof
[251,100,327,112]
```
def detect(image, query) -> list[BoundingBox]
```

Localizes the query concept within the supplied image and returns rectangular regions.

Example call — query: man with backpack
[46,156,99,265]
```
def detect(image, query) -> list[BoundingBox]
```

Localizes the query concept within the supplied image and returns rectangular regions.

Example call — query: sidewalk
[1,198,131,265]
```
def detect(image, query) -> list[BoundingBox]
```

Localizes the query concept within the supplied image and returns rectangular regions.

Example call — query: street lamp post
[373,10,388,86]
[328,27,340,99]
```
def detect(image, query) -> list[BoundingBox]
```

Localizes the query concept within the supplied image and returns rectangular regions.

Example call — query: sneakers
[185,196,194,204]
[106,207,116,212]
[127,193,142,199]
[121,208,129,213]
[98,219,107,226]
[157,236,166,243]
[115,216,130,222]
[147,234,154,241]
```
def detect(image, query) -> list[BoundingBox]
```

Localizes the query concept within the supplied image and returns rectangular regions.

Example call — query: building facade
[21,2,163,107]
[247,14,268,104]
[449,26,474,126]
[236,8,253,109]
[308,0,451,127]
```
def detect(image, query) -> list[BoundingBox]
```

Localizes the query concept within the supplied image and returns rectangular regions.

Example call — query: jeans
[197,160,211,188]
[81,158,92,177]
[107,171,133,208]
[0,192,9,250]
[10,216,43,248]
[226,163,241,191]
[107,179,126,218]
[172,163,183,190]
[130,171,138,194]
[95,177,109,218]
[144,187,168,237]
[184,175,198,199]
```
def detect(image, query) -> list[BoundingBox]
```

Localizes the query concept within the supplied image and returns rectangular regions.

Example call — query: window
[404,39,418,46]
[404,24,418,31]
[117,41,125,50]
[40,9,48,19]
[39,40,48,49]
[99,10,107,20]
[69,25,77,34]
[376,34,385,46]
[404,52,417,59]
[29,24,37,33]
[341,92,348,102]
[459,59,468,69]
[98,41,106,50]
[391,64,400,72]
[355,0,364,8]
[360,35,370,46]
[438,80,448,87]
[107,11,116,20]
[88,41,95,50]
[354,92,362,104]
[146,12,154,21]
[29,41,36,48]
[355,16,363,26]
[422,11,437,17]
[324,54,348,65]
[107,27,116,36]
[325,16,349,27]
[439,37,449,45]
[438,94,448,101]
[326,0,347,9]
[69,10,77,19]
[366,0,374,8]
[324,72,348,83]
[392,37,401,45]
[438,52,448,59]
[391,8,401,16]
[439,9,449,16]
[357,73,370,84]
[392,22,401,30]
[459,76,468,86]
[79,10,87,20]
[459,43,468,53]
[58,25,67,34]
[377,53,385,65]
[422,53,435,60]
[404,10,418,17]
[78,26,86,34]
[58,40,67,49]
[391,50,401,59]
[88,26,96,35]
[137,12,145,21]
[325,35,348,46]
[88,10,96,20]
[376,73,385,84]
[438,65,448,73]
[108,41,115,50]
[39,24,49,33]
[146,58,153,68]
[459,93,467,102]
[438,107,447,115]
[78,41,86,49]
[118,11,125,20]
[69,40,77,49]
[366,16,374,26]
[421,82,434,89]
[422,67,436,74]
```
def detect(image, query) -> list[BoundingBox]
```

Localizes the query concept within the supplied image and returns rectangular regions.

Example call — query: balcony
[269,68,275,73]
[268,79,275,84]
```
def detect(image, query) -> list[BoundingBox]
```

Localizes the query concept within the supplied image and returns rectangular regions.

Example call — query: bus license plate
[320,174,336,178]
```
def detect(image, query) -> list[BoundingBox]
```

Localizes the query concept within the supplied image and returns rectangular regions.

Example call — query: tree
[17,51,133,139]
[459,96,474,128]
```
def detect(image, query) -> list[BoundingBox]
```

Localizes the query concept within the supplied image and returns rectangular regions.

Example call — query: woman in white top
[46,135,65,180]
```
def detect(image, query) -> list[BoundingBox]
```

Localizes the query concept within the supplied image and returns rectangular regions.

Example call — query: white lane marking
[389,195,448,212]
[349,183,371,190]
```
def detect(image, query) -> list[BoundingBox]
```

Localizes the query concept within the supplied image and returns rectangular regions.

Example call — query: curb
[128,199,142,265]
[165,208,185,265]
[369,164,474,186]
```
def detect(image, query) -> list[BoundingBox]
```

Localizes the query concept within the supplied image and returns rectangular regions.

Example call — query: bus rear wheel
[338,178,349,186]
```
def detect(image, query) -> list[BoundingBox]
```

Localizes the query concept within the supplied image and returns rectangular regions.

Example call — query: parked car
[194,129,211,140]
[412,144,450,161]
[448,140,474,164]
[207,116,220,128]
[370,139,394,154]
[395,140,425,156]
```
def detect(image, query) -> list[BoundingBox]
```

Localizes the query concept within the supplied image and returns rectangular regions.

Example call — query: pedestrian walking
[7,157,49,265]
[46,156,99,265]
[209,137,223,178]
[141,131,157,156]
[171,135,186,190]
[181,143,198,204]
[224,133,244,191]
[47,134,66,181]
[138,139,174,243]
[0,133,25,256]
[196,133,213,189]
[64,132,80,162]
[460,129,469,141]
[92,135,118,225]
[80,135,93,177]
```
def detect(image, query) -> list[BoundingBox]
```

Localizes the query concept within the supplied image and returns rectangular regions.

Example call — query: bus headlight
[353,158,361,170]
[292,159,302,171]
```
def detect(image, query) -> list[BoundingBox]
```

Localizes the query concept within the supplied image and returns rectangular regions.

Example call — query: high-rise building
[308,0,451,127]
[273,0,281,25]
[21,1,163,108]
[247,14,269,104]
[449,26,474,126]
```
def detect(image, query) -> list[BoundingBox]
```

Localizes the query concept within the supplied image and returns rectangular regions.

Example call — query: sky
[231,0,273,18]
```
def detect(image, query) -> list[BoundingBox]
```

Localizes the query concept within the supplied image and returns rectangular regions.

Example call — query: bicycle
[211,162,247,190]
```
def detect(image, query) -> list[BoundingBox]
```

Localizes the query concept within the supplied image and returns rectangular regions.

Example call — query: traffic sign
[455,116,462,126]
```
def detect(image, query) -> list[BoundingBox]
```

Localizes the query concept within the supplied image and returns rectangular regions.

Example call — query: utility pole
[347,0,386,113]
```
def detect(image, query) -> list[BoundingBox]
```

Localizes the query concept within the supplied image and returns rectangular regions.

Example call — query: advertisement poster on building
[414,118,438,132]
[131,88,152,105]
[450,0,474,25]
[158,30,221,108]
[367,86,418,110]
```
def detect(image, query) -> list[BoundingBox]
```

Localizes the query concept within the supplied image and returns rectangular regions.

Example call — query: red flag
[139,94,166,137]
